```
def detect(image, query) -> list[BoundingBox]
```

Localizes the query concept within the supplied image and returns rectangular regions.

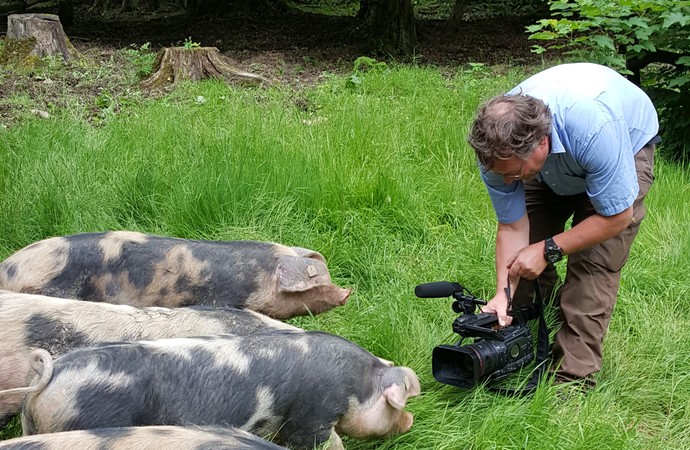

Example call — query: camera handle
[490,278,551,396]
[451,292,486,316]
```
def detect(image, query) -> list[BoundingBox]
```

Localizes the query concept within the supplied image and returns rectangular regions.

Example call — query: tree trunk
[182,0,280,22]
[5,14,79,62]
[355,0,368,21]
[446,0,467,32]
[141,46,270,90]
[359,0,416,56]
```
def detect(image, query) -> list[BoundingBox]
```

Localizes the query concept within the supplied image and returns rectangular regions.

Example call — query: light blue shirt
[480,63,659,224]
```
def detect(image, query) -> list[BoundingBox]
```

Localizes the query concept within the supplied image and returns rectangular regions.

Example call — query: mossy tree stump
[5,13,79,63]
[141,46,270,89]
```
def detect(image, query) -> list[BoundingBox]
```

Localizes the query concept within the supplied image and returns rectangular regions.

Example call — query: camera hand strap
[489,278,550,396]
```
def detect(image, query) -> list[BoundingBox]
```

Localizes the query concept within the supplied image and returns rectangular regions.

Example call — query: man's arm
[506,206,633,280]
[482,205,632,326]
[481,214,530,326]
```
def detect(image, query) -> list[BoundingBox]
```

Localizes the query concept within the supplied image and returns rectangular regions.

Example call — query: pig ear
[277,258,330,292]
[383,383,411,411]
[378,357,395,368]
[290,247,327,264]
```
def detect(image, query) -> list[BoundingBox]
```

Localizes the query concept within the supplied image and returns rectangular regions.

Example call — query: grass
[1,60,689,449]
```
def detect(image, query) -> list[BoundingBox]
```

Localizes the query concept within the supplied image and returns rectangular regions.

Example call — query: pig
[19,331,421,450]
[0,425,287,449]
[0,290,298,427]
[0,231,351,319]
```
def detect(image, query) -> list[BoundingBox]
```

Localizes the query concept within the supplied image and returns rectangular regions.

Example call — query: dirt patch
[0,8,544,127]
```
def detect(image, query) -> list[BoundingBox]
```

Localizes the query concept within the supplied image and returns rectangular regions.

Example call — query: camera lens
[454,353,476,378]
[432,341,506,388]
[432,324,534,389]
[464,340,507,378]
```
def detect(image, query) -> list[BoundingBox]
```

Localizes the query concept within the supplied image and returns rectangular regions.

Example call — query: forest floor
[0,6,548,126]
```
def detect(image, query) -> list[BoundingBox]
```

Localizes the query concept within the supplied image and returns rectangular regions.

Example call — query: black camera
[416,281,537,389]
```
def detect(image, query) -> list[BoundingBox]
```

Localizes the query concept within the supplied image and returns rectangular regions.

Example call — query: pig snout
[397,411,414,434]
[314,285,351,309]
[267,254,351,318]
[336,366,420,440]
[298,285,351,316]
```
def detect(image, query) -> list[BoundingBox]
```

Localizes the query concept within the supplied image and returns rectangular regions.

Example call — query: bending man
[468,62,659,387]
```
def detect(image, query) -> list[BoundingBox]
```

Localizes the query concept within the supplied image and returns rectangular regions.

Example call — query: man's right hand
[481,292,513,327]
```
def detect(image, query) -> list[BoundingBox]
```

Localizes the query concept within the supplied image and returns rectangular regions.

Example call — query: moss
[0,37,42,69]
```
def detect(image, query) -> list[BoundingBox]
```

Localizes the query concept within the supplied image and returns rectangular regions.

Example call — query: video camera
[415,281,540,389]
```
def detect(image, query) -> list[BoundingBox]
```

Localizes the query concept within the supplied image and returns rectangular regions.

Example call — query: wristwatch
[544,237,564,263]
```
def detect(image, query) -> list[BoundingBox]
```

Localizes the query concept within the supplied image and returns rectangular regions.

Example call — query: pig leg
[0,353,33,426]
[277,423,337,450]
[0,349,53,399]
[0,349,54,431]
[325,430,345,450]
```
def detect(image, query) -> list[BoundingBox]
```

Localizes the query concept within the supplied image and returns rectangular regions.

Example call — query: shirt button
[545,171,549,174]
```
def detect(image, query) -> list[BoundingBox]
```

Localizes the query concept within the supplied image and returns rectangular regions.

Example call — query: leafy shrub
[527,0,690,162]
[123,42,156,78]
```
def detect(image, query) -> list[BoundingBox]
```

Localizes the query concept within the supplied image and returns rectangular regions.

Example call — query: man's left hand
[506,242,548,280]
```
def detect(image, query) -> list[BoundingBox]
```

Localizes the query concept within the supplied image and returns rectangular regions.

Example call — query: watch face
[546,251,561,263]
[544,238,563,263]
[545,246,562,263]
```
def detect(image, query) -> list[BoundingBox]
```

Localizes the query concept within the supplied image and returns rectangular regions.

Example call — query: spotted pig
[0,231,351,319]
[20,331,420,450]
[0,425,286,449]
[0,290,298,427]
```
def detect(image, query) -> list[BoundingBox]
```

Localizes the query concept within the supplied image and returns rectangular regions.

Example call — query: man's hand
[506,241,549,280]
[481,292,512,327]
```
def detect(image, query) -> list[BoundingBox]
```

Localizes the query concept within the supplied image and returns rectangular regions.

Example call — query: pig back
[0,290,299,426]
[21,331,416,448]
[0,231,349,318]
[0,425,287,449]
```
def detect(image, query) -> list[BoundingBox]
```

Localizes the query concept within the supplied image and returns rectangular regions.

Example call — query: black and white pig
[0,425,287,449]
[0,290,298,427]
[19,331,421,450]
[0,231,351,319]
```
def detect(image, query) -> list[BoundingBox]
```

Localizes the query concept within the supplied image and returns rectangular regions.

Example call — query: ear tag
[307,265,318,277]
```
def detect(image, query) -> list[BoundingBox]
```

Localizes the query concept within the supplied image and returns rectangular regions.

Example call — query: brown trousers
[513,144,655,382]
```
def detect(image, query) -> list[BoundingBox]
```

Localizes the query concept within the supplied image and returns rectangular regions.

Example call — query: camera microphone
[414,281,464,298]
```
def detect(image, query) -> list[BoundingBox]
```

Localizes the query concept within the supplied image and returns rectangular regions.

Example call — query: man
[467,62,659,387]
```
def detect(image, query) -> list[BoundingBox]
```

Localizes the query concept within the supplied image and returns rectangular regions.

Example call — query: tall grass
[1,64,689,449]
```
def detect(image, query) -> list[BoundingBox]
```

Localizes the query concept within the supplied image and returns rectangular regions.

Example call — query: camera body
[415,281,535,389]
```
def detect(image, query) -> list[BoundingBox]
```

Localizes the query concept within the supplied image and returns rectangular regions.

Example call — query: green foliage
[123,42,156,78]
[0,417,20,440]
[183,37,201,49]
[291,0,359,16]
[527,0,690,162]
[346,56,389,90]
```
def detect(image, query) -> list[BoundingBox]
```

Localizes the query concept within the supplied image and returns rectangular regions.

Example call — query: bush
[527,0,690,162]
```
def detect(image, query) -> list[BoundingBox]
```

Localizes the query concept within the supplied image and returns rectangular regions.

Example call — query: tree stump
[4,14,79,64]
[140,46,271,90]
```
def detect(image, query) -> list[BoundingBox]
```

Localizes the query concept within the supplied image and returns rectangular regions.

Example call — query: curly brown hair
[467,94,552,169]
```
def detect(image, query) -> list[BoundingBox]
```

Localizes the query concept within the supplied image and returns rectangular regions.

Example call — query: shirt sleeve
[480,168,527,224]
[565,99,639,216]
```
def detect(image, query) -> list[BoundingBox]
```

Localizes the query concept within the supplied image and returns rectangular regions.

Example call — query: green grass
[1,63,689,449]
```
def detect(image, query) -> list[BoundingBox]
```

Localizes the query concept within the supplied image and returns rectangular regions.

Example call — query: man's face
[491,136,550,184]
